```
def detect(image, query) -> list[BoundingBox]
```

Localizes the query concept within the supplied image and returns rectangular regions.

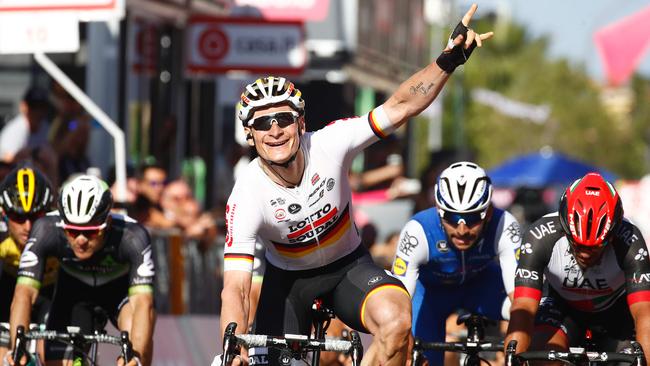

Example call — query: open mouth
[266,140,288,147]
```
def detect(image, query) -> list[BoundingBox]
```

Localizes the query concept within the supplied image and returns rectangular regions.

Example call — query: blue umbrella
[488,151,618,188]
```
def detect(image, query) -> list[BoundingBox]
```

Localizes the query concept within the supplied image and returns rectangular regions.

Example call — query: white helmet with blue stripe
[434,161,492,213]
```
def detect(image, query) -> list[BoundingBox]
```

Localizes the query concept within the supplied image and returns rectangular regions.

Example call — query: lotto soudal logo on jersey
[515,268,539,280]
[271,204,352,256]
[288,203,302,214]
[392,257,408,276]
[275,209,287,220]
[311,173,320,185]
[287,204,332,233]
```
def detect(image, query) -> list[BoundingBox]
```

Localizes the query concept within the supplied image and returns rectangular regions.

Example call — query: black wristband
[435,21,478,73]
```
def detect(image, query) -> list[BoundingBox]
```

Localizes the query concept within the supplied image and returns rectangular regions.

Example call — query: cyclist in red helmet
[505,172,650,360]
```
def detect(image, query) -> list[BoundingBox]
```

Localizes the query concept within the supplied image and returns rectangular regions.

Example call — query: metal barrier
[149,228,224,315]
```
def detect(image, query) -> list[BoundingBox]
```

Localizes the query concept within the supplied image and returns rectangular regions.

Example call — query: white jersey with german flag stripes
[224,106,393,272]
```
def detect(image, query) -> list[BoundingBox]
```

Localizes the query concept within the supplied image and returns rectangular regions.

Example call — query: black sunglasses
[64,228,103,239]
[440,210,485,227]
[6,211,45,224]
[250,112,298,131]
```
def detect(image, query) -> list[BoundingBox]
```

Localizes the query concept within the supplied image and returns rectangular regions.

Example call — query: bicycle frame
[412,313,503,366]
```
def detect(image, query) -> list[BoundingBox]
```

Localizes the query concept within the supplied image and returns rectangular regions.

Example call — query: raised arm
[382,4,493,129]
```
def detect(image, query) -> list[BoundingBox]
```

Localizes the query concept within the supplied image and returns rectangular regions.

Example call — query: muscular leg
[361,286,412,366]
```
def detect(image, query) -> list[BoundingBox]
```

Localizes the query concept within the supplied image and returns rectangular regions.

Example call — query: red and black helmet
[558,172,623,246]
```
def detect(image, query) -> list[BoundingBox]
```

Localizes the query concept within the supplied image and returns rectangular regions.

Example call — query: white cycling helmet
[238,76,305,126]
[434,161,492,213]
[58,175,113,229]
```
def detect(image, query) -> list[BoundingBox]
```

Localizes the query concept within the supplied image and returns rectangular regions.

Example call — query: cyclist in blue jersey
[391,162,521,365]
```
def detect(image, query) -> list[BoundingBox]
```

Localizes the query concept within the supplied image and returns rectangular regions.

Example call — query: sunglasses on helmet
[439,209,486,227]
[6,211,45,224]
[249,111,299,131]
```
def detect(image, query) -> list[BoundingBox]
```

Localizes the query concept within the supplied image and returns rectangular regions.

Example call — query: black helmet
[0,164,53,216]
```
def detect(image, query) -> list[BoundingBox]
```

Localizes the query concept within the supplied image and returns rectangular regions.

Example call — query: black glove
[436,21,478,73]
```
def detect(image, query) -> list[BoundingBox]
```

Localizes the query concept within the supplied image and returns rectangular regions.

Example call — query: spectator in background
[160,179,217,249]
[48,83,91,182]
[0,86,51,163]
[13,145,60,188]
[131,162,174,229]
[106,164,138,211]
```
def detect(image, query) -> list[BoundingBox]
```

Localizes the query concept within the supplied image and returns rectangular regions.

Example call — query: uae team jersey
[224,107,393,272]
[514,213,650,312]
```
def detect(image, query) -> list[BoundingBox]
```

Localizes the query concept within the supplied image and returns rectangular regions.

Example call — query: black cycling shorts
[254,244,406,336]
[45,269,130,360]
[534,288,635,350]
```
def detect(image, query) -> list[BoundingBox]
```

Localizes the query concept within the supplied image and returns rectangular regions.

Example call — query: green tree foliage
[442,19,648,179]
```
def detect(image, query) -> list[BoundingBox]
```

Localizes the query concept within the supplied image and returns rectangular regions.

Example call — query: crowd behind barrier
[150,228,224,315]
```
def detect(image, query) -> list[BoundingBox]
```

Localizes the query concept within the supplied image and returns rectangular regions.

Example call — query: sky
[457,0,650,83]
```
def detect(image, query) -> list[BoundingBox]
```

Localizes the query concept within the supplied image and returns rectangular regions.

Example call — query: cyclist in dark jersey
[8,175,155,366]
[505,173,650,360]
[0,164,56,362]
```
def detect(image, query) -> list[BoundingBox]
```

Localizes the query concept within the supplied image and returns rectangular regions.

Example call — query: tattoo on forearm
[409,82,436,96]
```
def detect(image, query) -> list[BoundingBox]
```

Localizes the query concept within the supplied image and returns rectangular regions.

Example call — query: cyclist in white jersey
[219,5,493,366]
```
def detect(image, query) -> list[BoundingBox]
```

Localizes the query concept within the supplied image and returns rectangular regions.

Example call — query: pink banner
[234,0,329,21]
[594,5,650,86]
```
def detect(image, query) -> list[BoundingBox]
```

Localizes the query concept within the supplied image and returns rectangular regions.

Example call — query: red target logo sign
[186,16,306,75]
[198,26,229,62]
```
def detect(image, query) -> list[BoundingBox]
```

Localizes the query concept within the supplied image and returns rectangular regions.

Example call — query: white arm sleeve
[391,220,429,296]
[495,211,523,295]
[223,182,263,273]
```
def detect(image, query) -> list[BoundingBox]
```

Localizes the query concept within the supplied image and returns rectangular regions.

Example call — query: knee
[374,303,412,347]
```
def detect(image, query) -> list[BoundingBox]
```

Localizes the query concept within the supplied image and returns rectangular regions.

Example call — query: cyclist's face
[64,226,107,260]
[569,240,607,268]
[247,105,304,165]
[440,208,490,251]
[441,219,485,250]
[6,212,44,249]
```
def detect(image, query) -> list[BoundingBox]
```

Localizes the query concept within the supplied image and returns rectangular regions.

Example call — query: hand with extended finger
[436,3,494,73]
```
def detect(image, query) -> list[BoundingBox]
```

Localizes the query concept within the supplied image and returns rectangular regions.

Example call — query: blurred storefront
[0,0,433,210]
